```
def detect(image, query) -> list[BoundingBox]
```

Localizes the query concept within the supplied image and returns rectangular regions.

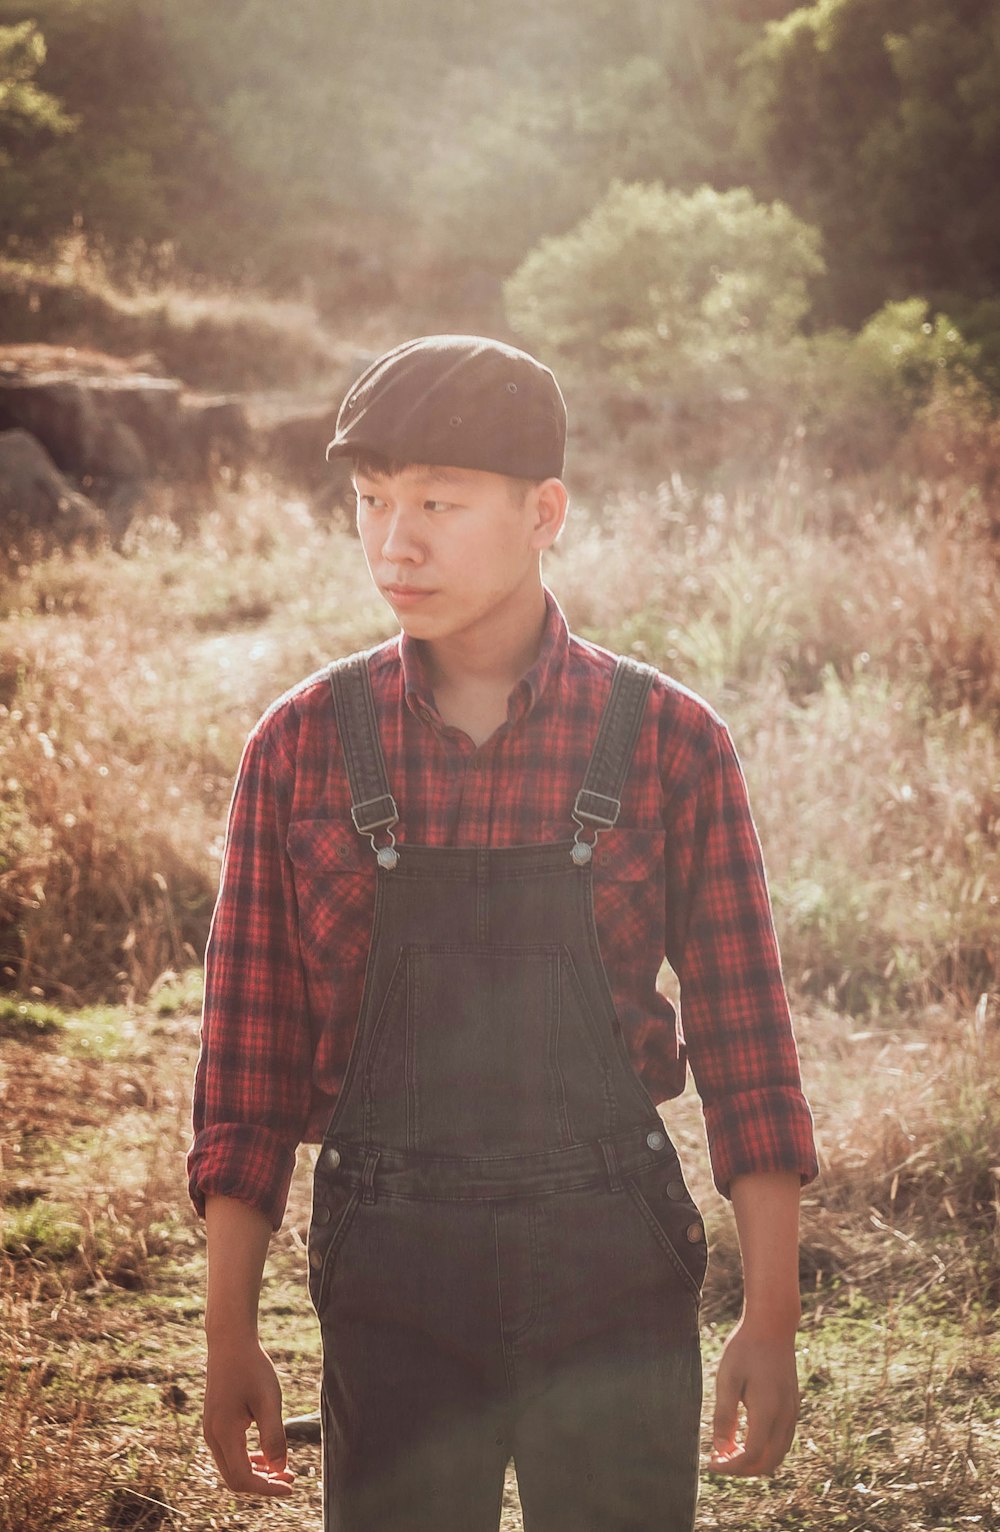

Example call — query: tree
[743,0,1000,327]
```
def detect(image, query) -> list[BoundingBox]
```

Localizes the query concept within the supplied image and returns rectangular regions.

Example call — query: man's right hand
[202,1338,295,1496]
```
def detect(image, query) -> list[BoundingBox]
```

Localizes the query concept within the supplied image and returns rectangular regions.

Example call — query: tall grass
[0,459,997,1015]
[0,484,389,998]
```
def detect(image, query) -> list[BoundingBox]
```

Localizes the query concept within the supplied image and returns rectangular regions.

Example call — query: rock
[0,428,106,551]
[0,372,179,481]
[266,402,341,487]
[262,355,374,489]
[177,395,252,483]
[0,358,256,494]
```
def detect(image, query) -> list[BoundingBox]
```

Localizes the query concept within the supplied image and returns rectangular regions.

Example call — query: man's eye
[423,500,453,512]
[359,494,387,510]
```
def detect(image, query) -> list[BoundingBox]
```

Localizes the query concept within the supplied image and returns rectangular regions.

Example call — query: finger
[249,1451,297,1484]
[256,1415,289,1476]
[203,1415,241,1491]
[709,1400,797,1477]
[208,1420,294,1497]
[711,1362,744,1459]
[218,1453,296,1497]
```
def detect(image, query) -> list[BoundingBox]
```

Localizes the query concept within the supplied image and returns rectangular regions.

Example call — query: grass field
[1,455,999,1528]
[1,987,998,1530]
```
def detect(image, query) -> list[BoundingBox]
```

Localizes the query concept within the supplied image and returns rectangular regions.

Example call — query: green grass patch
[149,968,204,1017]
[0,996,65,1038]
[697,1294,1000,1530]
[1,1201,83,1262]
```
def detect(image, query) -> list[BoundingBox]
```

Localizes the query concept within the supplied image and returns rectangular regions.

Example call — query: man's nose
[381,508,423,562]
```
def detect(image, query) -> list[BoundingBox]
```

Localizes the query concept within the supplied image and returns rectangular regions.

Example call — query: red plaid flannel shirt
[188,592,817,1229]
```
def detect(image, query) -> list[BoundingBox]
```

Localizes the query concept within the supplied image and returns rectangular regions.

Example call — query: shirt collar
[401,587,569,729]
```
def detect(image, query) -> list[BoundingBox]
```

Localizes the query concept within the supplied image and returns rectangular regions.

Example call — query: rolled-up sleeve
[187,719,310,1231]
[664,712,818,1197]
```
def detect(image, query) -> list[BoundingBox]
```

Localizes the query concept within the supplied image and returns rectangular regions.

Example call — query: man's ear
[529,478,569,550]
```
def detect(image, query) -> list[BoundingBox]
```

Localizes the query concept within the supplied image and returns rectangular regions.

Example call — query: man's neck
[422,585,548,701]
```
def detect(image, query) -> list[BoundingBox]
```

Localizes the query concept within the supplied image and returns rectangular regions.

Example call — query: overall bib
[307,655,707,1532]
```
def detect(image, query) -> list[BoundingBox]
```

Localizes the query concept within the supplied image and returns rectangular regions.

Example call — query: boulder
[0,371,180,481]
[261,354,374,489]
[266,402,341,488]
[177,396,252,484]
[0,429,106,551]
[0,356,253,490]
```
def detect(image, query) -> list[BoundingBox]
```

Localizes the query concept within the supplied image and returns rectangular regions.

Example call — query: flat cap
[325,334,566,480]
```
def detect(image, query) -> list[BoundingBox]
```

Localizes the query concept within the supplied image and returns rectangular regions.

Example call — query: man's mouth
[383,586,435,603]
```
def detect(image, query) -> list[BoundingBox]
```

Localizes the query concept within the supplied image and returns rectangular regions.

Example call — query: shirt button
[322,1146,341,1172]
[309,1248,324,1270]
[646,1129,667,1152]
[665,1180,686,1201]
[686,1222,705,1244]
[312,1204,332,1225]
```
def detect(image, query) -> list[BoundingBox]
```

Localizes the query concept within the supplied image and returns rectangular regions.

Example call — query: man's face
[354,464,558,646]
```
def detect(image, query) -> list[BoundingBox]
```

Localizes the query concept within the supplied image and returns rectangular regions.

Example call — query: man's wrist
[205,1319,261,1348]
[738,1296,802,1339]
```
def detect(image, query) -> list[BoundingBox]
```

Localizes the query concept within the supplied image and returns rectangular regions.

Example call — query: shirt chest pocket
[286,819,375,971]
[588,827,667,982]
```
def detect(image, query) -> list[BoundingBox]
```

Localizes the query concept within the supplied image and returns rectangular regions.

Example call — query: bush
[507,186,993,483]
[505,179,825,395]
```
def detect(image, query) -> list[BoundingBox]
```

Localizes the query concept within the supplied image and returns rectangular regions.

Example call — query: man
[189,334,817,1531]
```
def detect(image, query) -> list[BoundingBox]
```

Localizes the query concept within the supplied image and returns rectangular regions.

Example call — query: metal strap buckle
[351,794,399,835]
[572,789,621,829]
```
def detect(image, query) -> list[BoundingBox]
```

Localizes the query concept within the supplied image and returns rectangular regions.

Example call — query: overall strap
[327,654,399,838]
[573,656,656,840]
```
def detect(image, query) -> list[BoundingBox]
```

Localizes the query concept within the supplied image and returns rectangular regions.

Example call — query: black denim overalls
[307,654,707,1532]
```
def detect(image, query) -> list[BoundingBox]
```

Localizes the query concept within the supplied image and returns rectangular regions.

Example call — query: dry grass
[1,988,998,1531]
[0,243,360,390]
[0,483,389,999]
[2,461,997,1011]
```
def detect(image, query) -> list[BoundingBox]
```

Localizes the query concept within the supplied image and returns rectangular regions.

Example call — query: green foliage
[0,20,74,146]
[0,995,64,1037]
[505,180,824,393]
[0,0,996,358]
[2,1200,82,1261]
[149,967,203,1017]
[743,0,1000,329]
[853,298,980,406]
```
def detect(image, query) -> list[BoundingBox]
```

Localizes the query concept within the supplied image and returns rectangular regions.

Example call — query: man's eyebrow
[354,466,471,490]
[417,467,468,486]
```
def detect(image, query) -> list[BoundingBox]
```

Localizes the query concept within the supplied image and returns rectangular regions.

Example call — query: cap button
[686,1222,705,1244]
[322,1146,342,1173]
[646,1129,667,1152]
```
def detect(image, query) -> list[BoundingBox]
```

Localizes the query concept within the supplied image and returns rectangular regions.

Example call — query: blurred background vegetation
[0,0,998,1014]
[1,0,997,341]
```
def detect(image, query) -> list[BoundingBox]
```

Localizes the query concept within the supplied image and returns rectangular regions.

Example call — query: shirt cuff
[703,1086,819,1200]
[187,1122,298,1232]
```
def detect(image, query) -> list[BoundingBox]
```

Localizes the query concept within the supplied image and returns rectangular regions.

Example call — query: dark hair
[349,451,415,480]
[349,453,541,504]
